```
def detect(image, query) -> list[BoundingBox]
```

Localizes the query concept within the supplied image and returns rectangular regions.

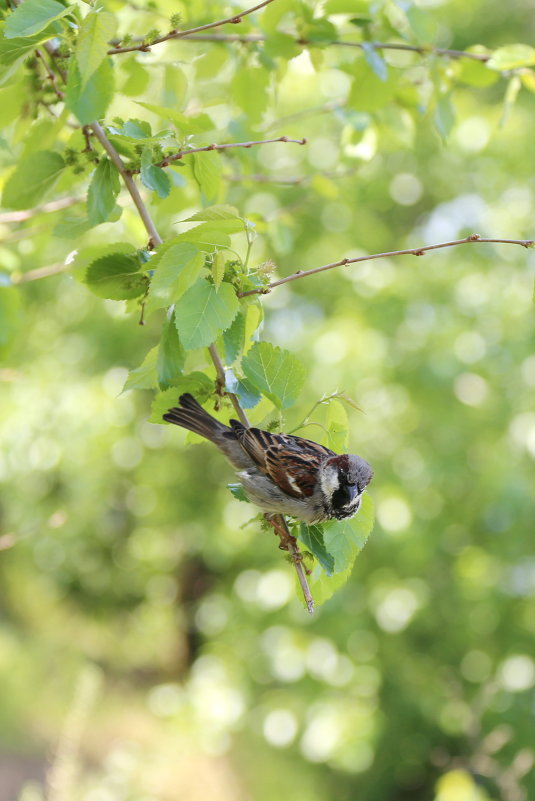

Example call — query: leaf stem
[238,234,535,297]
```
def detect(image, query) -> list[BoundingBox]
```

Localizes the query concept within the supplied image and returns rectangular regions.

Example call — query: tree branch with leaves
[1,0,533,613]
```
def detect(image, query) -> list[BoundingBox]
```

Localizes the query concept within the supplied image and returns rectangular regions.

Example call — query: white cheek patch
[287,475,304,495]
[320,465,340,498]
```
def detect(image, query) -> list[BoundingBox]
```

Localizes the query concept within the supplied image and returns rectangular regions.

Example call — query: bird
[163,393,373,524]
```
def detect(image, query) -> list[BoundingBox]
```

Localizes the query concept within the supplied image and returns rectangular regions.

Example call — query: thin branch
[0,197,81,224]
[267,514,315,614]
[239,234,535,297]
[208,343,250,427]
[128,137,307,174]
[207,344,314,612]
[165,32,492,63]
[12,262,68,284]
[90,122,162,247]
[107,0,276,55]
[35,48,65,99]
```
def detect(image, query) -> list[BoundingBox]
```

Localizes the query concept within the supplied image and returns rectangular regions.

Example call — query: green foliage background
[0,0,534,800]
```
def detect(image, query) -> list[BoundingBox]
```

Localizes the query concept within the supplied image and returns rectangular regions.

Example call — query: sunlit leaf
[157,313,185,390]
[145,242,204,316]
[242,342,306,409]
[66,58,114,125]
[2,150,64,210]
[85,253,146,300]
[488,44,535,71]
[174,280,240,350]
[5,0,70,38]
[87,158,120,225]
[76,10,117,87]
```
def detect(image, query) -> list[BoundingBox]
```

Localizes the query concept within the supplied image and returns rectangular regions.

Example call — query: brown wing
[230,423,335,499]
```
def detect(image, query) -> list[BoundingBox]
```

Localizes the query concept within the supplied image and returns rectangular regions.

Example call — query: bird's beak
[347,484,359,503]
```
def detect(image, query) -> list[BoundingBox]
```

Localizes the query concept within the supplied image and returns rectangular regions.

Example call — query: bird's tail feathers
[163,393,229,441]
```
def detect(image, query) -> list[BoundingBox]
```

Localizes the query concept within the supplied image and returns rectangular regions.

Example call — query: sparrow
[163,394,373,524]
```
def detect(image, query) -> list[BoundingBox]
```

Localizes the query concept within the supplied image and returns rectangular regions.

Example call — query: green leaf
[326,398,349,452]
[227,483,251,503]
[434,94,455,140]
[322,520,358,573]
[264,32,301,60]
[243,302,263,354]
[212,251,225,289]
[488,44,535,71]
[174,225,232,252]
[183,205,244,233]
[456,58,498,88]
[241,342,306,409]
[66,57,114,125]
[85,253,147,300]
[0,79,25,127]
[2,150,64,210]
[232,65,270,122]
[21,116,64,158]
[174,281,240,351]
[107,119,171,144]
[307,562,354,607]
[0,22,56,67]
[123,346,158,392]
[192,151,222,202]
[298,523,335,575]
[157,313,185,390]
[145,242,204,316]
[348,491,375,549]
[349,58,397,112]
[224,369,261,409]
[4,0,70,38]
[120,57,150,97]
[87,158,120,226]
[151,375,214,423]
[500,75,522,127]
[140,147,171,198]
[324,0,370,12]
[0,286,22,357]
[76,10,117,87]
[304,17,337,45]
[223,311,245,364]
[54,216,93,239]
[361,42,388,81]
[135,102,215,135]
[71,241,135,281]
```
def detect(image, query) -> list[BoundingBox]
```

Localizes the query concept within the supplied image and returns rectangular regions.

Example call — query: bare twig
[35,48,65,100]
[155,31,492,63]
[107,0,276,55]
[12,262,68,284]
[0,197,81,223]
[239,234,535,297]
[128,137,307,174]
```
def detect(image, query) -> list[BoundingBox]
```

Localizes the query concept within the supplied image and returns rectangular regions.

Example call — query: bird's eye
[346,478,356,486]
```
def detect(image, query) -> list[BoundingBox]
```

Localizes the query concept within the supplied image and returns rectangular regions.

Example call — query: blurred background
[0,0,534,799]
